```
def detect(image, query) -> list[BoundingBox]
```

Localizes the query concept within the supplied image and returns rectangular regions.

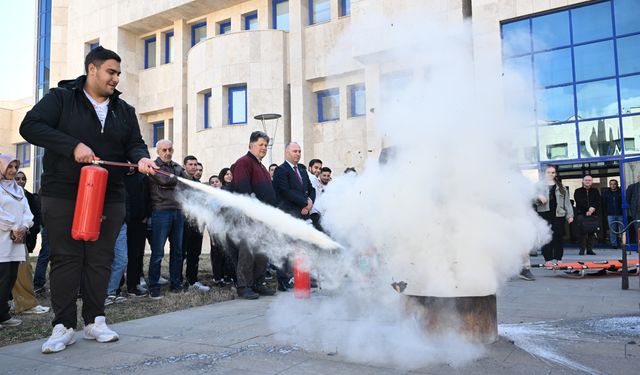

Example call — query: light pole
[254,113,281,165]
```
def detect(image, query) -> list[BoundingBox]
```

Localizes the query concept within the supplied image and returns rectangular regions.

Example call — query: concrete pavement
[1,248,639,374]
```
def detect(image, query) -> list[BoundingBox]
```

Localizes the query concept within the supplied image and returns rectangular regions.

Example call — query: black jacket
[124,172,151,223]
[148,157,187,210]
[19,75,150,202]
[24,190,41,253]
[602,188,623,216]
[272,162,316,219]
[574,187,601,216]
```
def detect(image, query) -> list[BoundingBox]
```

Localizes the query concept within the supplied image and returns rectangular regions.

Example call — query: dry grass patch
[0,254,241,347]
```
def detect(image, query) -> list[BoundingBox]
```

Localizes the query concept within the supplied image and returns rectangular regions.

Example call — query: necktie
[293,165,302,184]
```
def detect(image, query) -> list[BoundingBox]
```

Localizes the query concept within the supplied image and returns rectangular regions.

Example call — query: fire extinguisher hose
[90,159,175,178]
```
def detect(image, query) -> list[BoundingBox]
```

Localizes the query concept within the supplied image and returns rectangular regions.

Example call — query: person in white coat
[0,154,34,328]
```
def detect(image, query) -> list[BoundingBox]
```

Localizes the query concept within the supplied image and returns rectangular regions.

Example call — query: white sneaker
[158,276,169,286]
[0,317,22,327]
[23,305,50,314]
[139,277,147,288]
[84,316,119,343]
[42,324,76,353]
[190,281,210,292]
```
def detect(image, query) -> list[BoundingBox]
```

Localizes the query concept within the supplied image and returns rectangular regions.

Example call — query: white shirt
[84,90,110,132]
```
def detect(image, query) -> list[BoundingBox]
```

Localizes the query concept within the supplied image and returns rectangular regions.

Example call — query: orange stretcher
[531,259,639,278]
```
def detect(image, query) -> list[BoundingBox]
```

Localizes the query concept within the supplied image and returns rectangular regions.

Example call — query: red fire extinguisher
[293,253,311,299]
[71,165,109,241]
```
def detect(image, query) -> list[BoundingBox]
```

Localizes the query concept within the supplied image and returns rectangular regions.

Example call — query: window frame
[164,31,174,64]
[15,143,31,168]
[144,36,156,69]
[309,0,331,25]
[272,0,289,31]
[204,92,212,129]
[219,20,232,35]
[349,84,366,117]
[340,0,351,17]
[244,12,258,30]
[191,21,207,47]
[317,88,340,122]
[228,85,248,125]
[152,122,165,145]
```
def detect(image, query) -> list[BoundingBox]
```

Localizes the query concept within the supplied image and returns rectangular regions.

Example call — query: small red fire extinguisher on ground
[293,253,311,299]
[71,164,109,241]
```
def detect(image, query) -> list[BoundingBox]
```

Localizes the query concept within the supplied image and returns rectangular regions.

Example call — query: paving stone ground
[1,248,639,374]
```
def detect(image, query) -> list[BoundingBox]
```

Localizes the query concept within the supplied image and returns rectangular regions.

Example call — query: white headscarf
[0,154,24,201]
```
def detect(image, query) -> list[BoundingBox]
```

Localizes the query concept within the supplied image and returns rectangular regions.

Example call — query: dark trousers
[42,197,125,329]
[33,226,49,289]
[576,215,595,252]
[126,220,147,290]
[210,235,236,281]
[310,212,324,232]
[539,212,565,261]
[228,238,268,288]
[183,222,203,285]
[0,262,19,322]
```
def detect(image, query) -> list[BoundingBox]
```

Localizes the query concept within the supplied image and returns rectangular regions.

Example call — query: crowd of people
[0,46,350,354]
[520,164,629,281]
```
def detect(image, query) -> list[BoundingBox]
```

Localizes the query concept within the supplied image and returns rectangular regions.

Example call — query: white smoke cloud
[177,4,551,370]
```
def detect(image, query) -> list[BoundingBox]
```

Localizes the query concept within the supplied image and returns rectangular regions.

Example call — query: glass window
[571,1,612,44]
[533,48,572,87]
[617,34,640,75]
[204,92,212,129]
[619,75,640,115]
[349,84,365,117]
[538,123,578,161]
[15,143,31,168]
[502,19,531,57]
[576,78,619,118]
[614,0,640,36]
[536,85,575,124]
[274,0,289,31]
[144,37,156,69]
[578,118,620,158]
[244,12,258,30]
[191,22,207,46]
[514,127,538,164]
[504,55,532,83]
[340,0,351,17]
[532,11,570,51]
[317,89,340,122]
[310,0,331,25]
[219,20,231,35]
[229,86,247,125]
[152,122,164,144]
[573,40,615,82]
[622,115,640,154]
[165,32,174,64]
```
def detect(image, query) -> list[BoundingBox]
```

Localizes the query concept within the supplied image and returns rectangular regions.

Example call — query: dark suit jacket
[272,162,316,218]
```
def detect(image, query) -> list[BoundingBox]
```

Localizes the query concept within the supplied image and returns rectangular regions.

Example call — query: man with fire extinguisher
[20,47,158,354]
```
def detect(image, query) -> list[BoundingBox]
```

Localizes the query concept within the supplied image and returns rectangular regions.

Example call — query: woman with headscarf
[0,155,34,328]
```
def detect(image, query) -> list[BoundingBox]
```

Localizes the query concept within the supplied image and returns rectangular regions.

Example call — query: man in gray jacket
[147,139,188,299]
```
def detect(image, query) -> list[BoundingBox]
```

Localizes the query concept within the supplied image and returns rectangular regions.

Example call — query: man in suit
[272,142,316,291]
[272,142,316,219]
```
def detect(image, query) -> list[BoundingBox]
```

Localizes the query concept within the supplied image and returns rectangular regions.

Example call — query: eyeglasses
[14,177,26,181]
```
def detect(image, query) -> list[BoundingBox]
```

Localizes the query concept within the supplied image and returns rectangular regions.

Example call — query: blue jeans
[149,210,184,291]
[33,226,49,289]
[107,223,128,295]
[607,215,624,247]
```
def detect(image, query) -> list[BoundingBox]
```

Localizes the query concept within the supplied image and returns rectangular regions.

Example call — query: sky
[0,0,36,102]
